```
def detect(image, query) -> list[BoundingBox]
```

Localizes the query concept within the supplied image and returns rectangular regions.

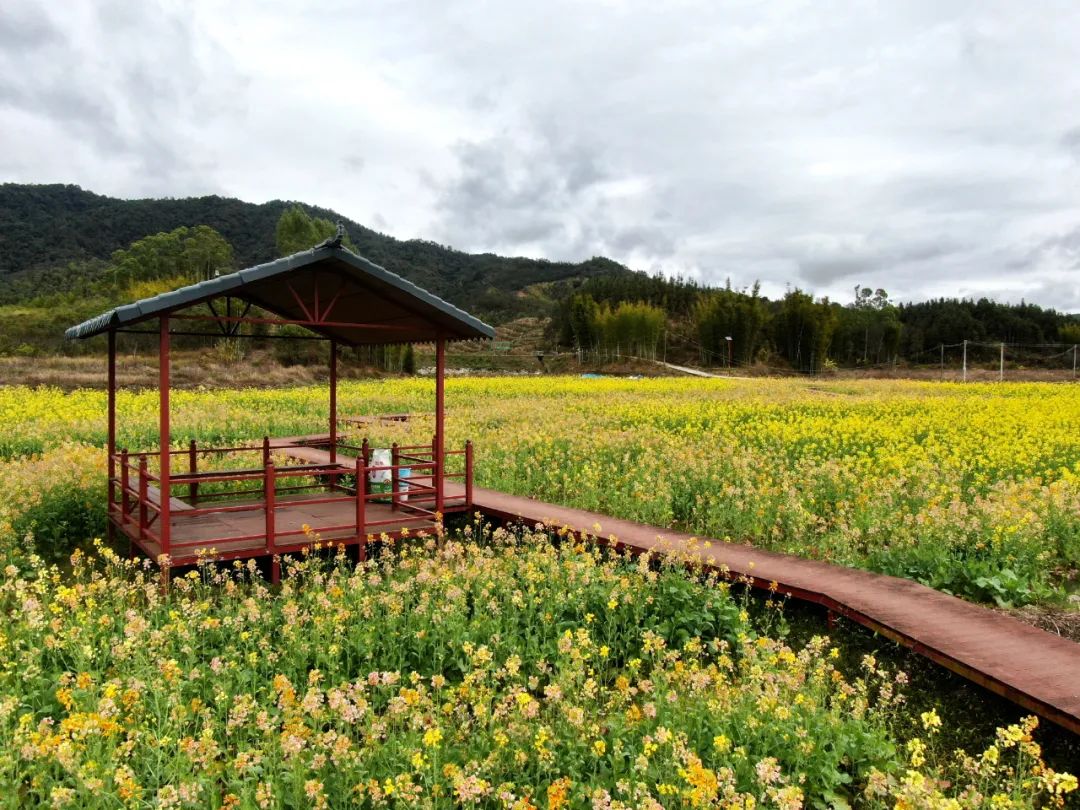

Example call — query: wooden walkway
[446,483,1080,736]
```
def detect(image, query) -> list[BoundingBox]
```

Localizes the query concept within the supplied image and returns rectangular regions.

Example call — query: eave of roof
[65,241,495,343]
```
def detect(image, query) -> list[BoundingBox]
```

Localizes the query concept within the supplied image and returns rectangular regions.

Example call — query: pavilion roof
[65,232,495,346]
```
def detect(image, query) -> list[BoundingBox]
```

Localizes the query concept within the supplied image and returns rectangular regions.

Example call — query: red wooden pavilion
[66,229,495,580]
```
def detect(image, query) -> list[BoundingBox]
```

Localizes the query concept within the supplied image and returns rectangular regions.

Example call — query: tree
[772,289,837,373]
[183,226,234,282]
[568,293,601,351]
[593,301,665,359]
[1059,323,1080,344]
[108,226,234,289]
[275,206,355,256]
[832,286,902,366]
[693,283,768,366]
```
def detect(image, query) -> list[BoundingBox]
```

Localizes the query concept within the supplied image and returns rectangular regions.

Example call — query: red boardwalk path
[451,484,1080,736]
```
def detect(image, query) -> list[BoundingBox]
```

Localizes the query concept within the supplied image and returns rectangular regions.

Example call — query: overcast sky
[2,1,1079,309]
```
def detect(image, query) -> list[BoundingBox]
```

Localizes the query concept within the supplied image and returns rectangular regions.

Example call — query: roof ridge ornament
[332,222,345,247]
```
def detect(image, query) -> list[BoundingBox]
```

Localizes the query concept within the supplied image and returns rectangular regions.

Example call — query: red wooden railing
[107,437,474,563]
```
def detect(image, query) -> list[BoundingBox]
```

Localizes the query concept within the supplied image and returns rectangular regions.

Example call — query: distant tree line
[898,298,1077,352]
[550,271,1079,372]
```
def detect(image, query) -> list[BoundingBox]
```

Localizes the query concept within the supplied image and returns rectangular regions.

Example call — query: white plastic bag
[368,449,391,484]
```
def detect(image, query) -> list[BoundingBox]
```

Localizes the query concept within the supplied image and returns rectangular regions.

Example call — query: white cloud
[1,0,1078,309]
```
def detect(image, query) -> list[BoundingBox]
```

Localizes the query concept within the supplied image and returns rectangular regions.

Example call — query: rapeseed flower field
[0,528,1074,808]
[1,377,1076,606]
[0,377,1077,806]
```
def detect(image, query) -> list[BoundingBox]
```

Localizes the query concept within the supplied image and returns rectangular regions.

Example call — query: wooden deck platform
[137,495,437,562]
[449,483,1080,736]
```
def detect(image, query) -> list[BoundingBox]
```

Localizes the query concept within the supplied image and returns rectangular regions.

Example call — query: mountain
[0,183,629,320]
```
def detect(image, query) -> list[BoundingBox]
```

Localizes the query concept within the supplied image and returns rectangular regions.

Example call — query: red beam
[169,313,417,331]
[286,281,315,321]
[319,280,347,323]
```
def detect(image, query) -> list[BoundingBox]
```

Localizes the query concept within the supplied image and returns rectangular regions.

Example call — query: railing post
[355,454,367,560]
[433,434,443,514]
[361,438,371,495]
[120,448,130,528]
[262,436,270,468]
[265,461,276,553]
[465,440,473,509]
[266,460,278,585]
[138,454,148,546]
[390,442,399,512]
[188,439,198,505]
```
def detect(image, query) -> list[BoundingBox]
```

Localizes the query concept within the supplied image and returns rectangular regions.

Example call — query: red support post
[465,439,473,509]
[107,329,116,541]
[435,336,446,516]
[328,340,339,491]
[329,340,338,463]
[262,436,270,467]
[188,439,198,505]
[158,317,171,559]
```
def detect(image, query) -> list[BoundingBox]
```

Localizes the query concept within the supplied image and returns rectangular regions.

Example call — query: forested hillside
[0,183,627,320]
[0,183,1076,369]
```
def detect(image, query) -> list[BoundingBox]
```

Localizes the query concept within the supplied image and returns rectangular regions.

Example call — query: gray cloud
[0,1,243,193]
[0,3,60,51]
[1,0,1078,310]
[434,128,677,260]
[1062,128,1080,163]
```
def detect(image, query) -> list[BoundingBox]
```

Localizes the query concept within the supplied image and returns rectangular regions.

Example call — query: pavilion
[66,228,494,580]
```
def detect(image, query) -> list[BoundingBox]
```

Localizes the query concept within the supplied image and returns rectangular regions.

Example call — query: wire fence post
[962,339,968,382]
[999,342,1005,382]
[940,343,944,380]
